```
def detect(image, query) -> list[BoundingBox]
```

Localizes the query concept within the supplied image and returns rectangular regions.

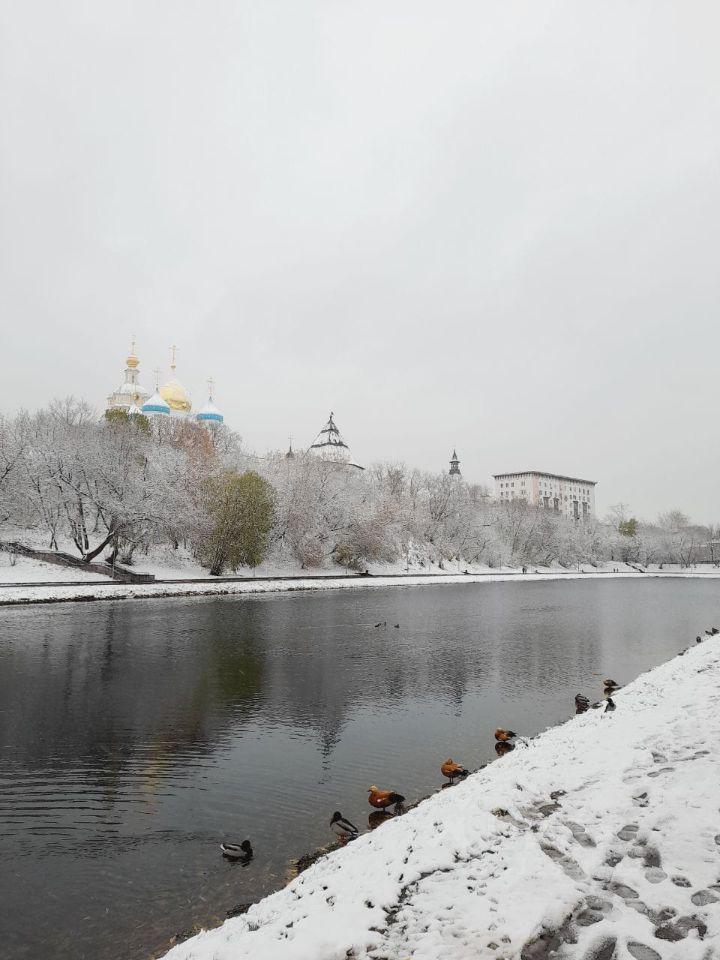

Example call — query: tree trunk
[210,547,226,577]
[82,530,117,564]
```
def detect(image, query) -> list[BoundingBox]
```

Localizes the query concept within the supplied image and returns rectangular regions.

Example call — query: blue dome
[196,398,224,424]
[142,391,171,416]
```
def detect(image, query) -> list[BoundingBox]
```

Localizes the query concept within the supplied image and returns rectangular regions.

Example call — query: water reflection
[0,578,717,960]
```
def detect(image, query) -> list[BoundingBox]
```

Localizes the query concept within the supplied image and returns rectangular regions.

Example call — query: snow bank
[163,639,720,960]
[1,567,719,606]
[0,553,108,584]
[0,570,642,604]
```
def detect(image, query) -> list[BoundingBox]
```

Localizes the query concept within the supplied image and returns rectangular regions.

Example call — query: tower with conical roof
[106,338,150,413]
[309,412,363,470]
[449,450,461,477]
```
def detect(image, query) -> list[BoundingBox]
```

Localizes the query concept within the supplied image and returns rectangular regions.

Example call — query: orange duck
[368,785,405,812]
[440,759,469,783]
[494,728,517,742]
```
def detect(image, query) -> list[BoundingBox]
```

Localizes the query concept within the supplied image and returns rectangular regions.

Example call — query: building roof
[493,470,597,485]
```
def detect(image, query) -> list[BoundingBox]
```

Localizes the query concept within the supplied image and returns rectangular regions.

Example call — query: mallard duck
[495,741,515,756]
[494,728,517,742]
[603,679,620,690]
[603,697,616,713]
[575,694,590,712]
[368,785,405,811]
[440,759,469,783]
[220,839,253,861]
[330,811,359,842]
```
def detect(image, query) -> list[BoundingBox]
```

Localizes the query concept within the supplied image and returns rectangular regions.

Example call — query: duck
[495,741,515,756]
[494,728,517,743]
[574,694,590,712]
[603,679,620,690]
[440,759,469,783]
[368,785,405,812]
[220,839,253,861]
[330,811,359,842]
[603,697,616,713]
[696,636,703,643]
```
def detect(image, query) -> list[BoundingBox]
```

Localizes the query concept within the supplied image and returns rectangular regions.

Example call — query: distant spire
[154,367,161,389]
[449,449,461,477]
[285,434,295,460]
[207,377,215,401]
[170,344,178,373]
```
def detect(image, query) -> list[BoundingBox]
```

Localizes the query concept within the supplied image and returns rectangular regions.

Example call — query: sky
[1,1,719,522]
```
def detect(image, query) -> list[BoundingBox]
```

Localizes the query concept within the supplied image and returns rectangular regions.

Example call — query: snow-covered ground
[0,570,656,604]
[163,638,720,960]
[0,552,109,584]
[1,567,720,605]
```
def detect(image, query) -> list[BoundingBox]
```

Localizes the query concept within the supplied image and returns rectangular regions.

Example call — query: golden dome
[159,378,192,413]
[126,337,139,369]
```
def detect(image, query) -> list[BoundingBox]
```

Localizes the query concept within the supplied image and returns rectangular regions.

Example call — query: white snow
[1,568,720,605]
[162,639,720,960]
[0,552,108,583]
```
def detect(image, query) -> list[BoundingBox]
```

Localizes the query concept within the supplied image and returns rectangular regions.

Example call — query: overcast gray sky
[1,1,719,521]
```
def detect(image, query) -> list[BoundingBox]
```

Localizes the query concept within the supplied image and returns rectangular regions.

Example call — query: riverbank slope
[163,638,720,960]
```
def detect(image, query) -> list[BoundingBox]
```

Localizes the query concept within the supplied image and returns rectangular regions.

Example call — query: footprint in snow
[671,876,691,887]
[691,889,719,905]
[655,915,708,942]
[566,821,596,847]
[583,936,616,960]
[540,844,585,881]
[644,868,667,884]
[605,881,639,900]
[627,942,661,960]
[617,823,639,841]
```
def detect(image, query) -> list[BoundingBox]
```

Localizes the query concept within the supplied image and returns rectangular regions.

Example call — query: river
[0,577,717,959]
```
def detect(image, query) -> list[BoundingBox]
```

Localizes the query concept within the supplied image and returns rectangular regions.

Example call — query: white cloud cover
[1,1,719,518]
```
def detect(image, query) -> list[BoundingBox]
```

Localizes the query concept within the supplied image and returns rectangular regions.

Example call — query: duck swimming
[330,811,359,842]
[440,759,469,783]
[603,679,620,690]
[220,839,253,861]
[495,741,515,756]
[494,728,517,742]
[368,785,405,812]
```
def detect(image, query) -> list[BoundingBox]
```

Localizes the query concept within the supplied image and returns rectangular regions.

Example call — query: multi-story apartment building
[493,471,597,520]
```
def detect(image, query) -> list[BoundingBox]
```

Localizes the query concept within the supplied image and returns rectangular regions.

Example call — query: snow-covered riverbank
[163,638,720,960]
[1,567,720,606]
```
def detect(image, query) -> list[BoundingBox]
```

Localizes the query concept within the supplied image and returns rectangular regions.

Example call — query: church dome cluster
[106,341,224,427]
[106,341,373,471]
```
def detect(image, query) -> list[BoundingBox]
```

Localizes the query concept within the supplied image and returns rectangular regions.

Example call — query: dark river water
[0,578,718,960]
